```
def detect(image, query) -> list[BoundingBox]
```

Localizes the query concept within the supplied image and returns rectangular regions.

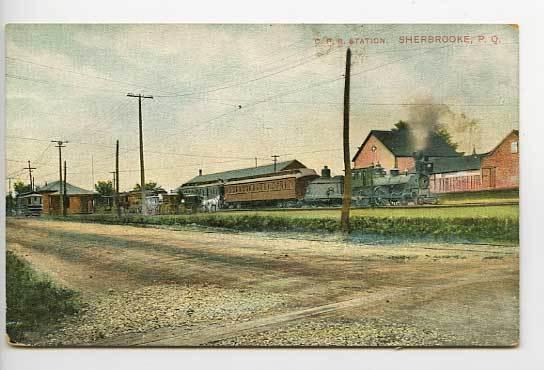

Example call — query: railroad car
[223,168,319,208]
[178,182,223,201]
[303,166,344,206]
[15,192,43,216]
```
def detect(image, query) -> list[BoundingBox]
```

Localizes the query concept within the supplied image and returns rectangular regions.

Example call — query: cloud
[5,24,519,189]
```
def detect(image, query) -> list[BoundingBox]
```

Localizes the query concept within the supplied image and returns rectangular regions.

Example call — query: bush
[6,251,80,343]
[56,212,518,243]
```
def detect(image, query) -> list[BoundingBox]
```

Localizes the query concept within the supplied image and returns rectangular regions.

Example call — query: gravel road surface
[6,218,518,347]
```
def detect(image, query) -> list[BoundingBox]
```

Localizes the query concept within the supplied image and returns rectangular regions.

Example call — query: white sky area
[5,24,518,191]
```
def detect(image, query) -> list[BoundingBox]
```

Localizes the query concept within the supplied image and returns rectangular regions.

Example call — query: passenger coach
[224,168,318,208]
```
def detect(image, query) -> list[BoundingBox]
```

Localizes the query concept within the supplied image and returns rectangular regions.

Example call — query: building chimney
[198,169,203,176]
[321,166,331,178]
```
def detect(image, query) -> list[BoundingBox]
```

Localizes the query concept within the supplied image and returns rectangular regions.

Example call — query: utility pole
[127,93,153,215]
[52,140,68,215]
[271,155,280,172]
[91,155,95,189]
[109,170,117,214]
[115,140,120,217]
[24,160,36,191]
[63,160,67,216]
[341,48,352,234]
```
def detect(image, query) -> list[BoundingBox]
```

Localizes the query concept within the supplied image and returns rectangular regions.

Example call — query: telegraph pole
[115,140,120,217]
[51,140,68,215]
[91,155,95,189]
[127,93,153,215]
[109,170,117,214]
[271,155,280,172]
[63,160,67,216]
[23,160,36,191]
[340,48,352,234]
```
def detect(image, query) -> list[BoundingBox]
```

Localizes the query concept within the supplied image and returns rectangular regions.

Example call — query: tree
[13,181,31,195]
[133,181,163,192]
[393,120,408,131]
[95,180,114,196]
[435,125,459,151]
[5,193,15,215]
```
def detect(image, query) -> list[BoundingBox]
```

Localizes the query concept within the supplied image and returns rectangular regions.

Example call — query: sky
[5,24,518,192]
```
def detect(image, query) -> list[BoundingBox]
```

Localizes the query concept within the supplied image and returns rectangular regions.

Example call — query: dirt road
[6,218,519,347]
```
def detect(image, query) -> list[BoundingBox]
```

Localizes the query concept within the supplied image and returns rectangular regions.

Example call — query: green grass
[221,205,519,220]
[6,251,80,344]
[437,189,519,205]
[57,205,519,243]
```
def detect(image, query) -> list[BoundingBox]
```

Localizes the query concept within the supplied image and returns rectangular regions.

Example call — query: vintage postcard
[5,24,519,347]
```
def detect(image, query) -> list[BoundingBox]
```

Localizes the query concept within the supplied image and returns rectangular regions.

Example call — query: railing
[430,175,482,193]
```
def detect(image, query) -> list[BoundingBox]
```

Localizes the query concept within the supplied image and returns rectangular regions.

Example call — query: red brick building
[429,130,519,193]
[480,130,519,190]
[352,126,461,171]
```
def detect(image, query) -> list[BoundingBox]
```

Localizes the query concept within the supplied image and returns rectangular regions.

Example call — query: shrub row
[56,213,519,243]
[6,251,80,343]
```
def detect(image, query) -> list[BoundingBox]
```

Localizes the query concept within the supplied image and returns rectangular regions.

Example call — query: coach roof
[182,160,307,186]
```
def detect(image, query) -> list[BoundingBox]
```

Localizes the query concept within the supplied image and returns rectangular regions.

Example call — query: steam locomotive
[303,153,437,207]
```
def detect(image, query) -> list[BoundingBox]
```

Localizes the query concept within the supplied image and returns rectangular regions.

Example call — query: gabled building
[429,130,519,193]
[352,127,461,171]
[38,181,96,215]
[480,130,519,190]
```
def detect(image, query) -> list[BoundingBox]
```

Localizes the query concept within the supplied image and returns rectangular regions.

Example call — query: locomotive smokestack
[321,166,331,178]
[198,169,202,176]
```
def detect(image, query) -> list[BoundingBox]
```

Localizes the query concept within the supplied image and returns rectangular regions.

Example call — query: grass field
[437,189,519,205]
[221,204,519,220]
[55,203,519,243]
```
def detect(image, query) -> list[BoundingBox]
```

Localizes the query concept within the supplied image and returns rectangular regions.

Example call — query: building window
[511,141,518,153]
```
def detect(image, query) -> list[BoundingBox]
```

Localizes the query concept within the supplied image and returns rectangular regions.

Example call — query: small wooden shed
[38,181,96,215]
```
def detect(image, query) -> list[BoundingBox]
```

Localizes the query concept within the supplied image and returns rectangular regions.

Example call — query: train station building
[38,180,96,215]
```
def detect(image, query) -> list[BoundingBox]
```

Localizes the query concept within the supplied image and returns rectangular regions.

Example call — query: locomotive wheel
[373,187,389,207]
[416,196,425,205]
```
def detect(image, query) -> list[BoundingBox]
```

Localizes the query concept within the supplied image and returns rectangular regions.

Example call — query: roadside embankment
[47,212,519,243]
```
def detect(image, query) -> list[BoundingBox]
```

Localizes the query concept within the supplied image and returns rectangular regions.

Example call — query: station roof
[37,180,96,195]
[430,154,486,174]
[181,160,307,186]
